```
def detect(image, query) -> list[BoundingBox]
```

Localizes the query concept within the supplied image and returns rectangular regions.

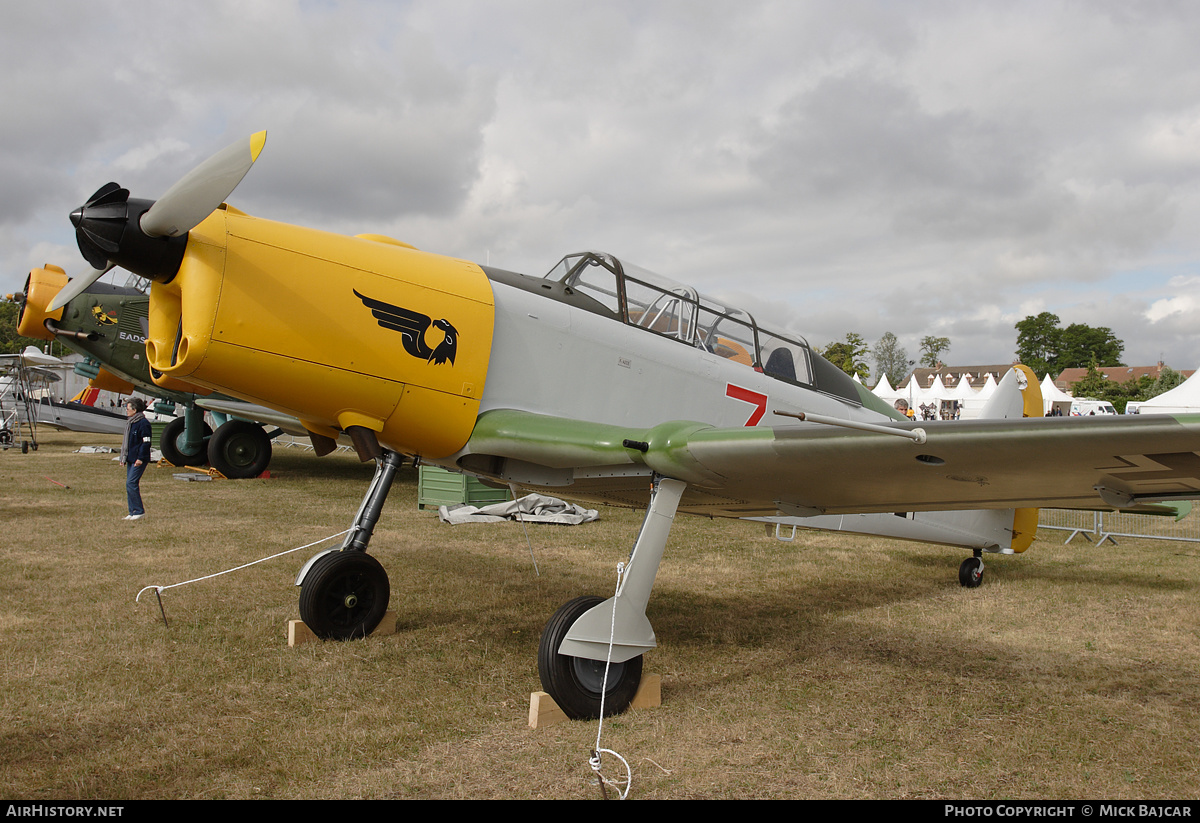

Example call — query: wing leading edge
[461,409,1200,516]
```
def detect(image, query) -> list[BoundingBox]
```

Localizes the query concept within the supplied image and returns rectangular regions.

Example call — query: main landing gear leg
[296,448,404,639]
[538,476,687,719]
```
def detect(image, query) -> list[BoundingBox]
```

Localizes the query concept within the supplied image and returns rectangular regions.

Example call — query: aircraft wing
[464,409,1200,516]
[194,397,310,437]
[0,348,61,366]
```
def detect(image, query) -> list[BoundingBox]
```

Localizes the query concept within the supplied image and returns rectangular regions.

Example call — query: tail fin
[984,364,1043,551]
[69,387,101,406]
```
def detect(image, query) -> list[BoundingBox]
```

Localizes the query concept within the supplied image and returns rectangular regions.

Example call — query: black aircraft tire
[959,557,984,588]
[298,551,390,640]
[538,595,643,720]
[159,416,212,467]
[208,420,271,479]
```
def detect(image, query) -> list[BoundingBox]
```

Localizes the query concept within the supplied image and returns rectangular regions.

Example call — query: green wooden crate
[417,465,510,510]
[150,421,168,450]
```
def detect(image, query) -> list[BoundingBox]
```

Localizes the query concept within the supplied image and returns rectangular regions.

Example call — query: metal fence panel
[1039,508,1200,544]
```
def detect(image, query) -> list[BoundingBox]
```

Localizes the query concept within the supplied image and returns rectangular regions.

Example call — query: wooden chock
[528,673,660,728]
[287,610,397,647]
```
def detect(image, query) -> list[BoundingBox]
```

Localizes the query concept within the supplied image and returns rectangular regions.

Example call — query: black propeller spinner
[70,183,188,282]
[50,131,265,314]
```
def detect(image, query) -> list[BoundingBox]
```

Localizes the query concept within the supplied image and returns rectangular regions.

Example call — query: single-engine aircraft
[38,131,1200,719]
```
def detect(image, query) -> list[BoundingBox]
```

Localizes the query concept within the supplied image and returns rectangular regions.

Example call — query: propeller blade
[139,130,267,238]
[47,263,115,312]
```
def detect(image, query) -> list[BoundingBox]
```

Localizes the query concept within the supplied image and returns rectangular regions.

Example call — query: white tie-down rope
[588,561,632,800]
[136,528,351,604]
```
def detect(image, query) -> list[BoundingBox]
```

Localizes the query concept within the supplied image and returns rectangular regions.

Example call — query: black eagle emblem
[354,289,459,365]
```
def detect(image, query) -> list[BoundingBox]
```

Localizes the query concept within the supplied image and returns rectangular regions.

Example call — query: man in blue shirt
[119,398,153,520]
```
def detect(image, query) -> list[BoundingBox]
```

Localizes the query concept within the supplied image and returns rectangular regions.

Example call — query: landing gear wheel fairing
[538,595,643,720]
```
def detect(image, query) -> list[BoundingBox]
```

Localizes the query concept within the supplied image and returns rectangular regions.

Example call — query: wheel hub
[228,437,254,465]
[572,655,626,695]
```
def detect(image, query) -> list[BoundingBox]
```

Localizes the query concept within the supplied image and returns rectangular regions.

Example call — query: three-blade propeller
[48,131,266,312]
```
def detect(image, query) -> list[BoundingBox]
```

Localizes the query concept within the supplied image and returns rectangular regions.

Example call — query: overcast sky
[4,0,1200,376]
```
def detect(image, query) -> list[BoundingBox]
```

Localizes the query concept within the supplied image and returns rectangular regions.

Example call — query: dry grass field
[1,430,1198,799]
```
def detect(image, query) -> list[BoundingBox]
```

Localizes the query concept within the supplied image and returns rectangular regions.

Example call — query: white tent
[871,375,906,405]
[950,375,988,419]
[974,372,998,400]
[1040,374,1074,416]
[911,374,947,419]
[947,375,975,401]
[1138,370,1200,414]
[891,375,921,409]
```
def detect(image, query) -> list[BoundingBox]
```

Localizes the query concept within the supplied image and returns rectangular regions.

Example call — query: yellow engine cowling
[16,266,68,340]
[145,207,495,459]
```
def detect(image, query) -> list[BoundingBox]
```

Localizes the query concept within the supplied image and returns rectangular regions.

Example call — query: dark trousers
[126,462,147,516]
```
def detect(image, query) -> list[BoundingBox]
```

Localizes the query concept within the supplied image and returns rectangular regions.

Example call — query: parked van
[1070,399,1117,416]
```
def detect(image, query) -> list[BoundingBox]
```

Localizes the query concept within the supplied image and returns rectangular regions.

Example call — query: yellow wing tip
[249,130,267,162]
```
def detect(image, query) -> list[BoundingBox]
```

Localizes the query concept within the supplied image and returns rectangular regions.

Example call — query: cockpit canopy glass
[546,251,814,388]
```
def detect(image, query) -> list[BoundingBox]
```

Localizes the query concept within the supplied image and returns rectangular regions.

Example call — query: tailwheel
[538,595,643,720]
[959,556,985,588]
[298,551,390,640]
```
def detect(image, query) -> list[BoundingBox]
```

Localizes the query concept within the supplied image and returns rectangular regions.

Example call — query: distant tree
[1148,366,1185,399]
[1057,323,1123,370]
[872,331,909,387]
[1015,312,1124,375]
[1069,359,1152,413]
[1070,361,1111,399]
[1014,311,1061,376]
[821,333,871,380]
[1111,376,1155,413]
[919,335,950,368]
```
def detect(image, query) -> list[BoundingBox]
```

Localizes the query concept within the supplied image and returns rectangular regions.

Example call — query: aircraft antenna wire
[588,561,633,800]
[135,528,352,606]
[508,483,540,576]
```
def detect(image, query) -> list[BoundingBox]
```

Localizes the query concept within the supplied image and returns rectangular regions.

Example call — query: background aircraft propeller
[48,131,267,312]
[46,262,116,312]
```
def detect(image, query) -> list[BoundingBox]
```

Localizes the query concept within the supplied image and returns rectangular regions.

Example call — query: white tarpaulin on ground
[438,494,600,525]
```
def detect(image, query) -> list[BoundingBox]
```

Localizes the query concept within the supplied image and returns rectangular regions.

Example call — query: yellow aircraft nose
[15,265,68,341]
[144,209,495,459]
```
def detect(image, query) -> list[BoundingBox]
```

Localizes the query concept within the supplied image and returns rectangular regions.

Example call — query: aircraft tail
[69,387,101,407]
[980,364,1043,551]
